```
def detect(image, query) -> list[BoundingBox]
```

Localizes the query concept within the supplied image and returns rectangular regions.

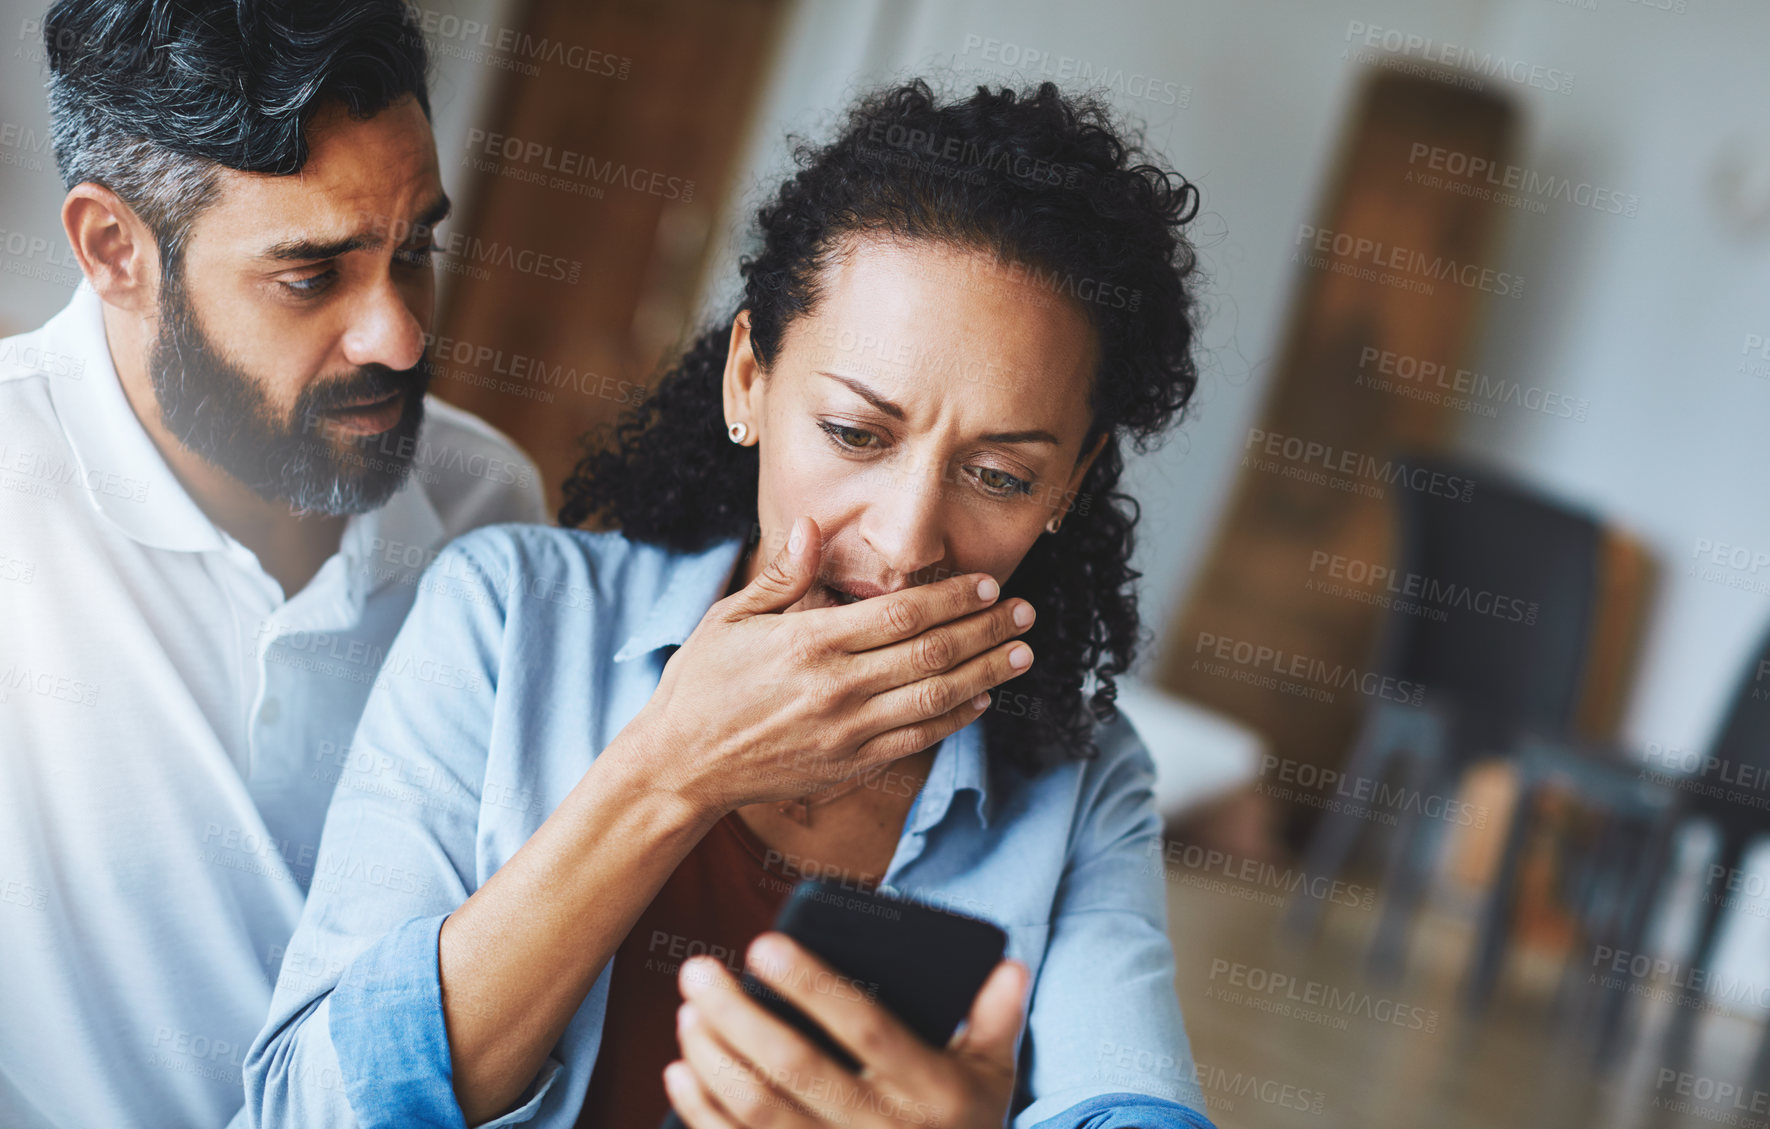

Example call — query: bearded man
[0,2,546,1124]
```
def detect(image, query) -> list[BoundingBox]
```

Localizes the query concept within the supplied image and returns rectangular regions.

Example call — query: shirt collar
[45,284,225,552]
[612,535,994,829]
[909,717,995,832]
[612,537,751,663]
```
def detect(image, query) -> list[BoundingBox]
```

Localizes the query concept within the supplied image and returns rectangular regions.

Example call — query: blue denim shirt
[242,524,1213,1129]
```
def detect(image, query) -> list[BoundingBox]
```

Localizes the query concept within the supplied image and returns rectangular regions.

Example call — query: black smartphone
[658,878,1008,1128]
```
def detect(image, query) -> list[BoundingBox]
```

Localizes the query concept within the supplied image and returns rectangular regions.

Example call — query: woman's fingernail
[788,517,806,555]
[976,576,999,602]
[678,1002,698,1030]
[680,956,714,992]
[1013,601,1035,628]
[972,693,990,711]
[748,932,788,970]
[1009,644,1033,670]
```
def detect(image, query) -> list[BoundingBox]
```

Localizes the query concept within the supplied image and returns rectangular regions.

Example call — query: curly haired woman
[245,79,1214,1129]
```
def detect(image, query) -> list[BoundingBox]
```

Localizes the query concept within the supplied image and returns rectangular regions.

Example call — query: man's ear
[720,310,763,445]
[61,183,162,314]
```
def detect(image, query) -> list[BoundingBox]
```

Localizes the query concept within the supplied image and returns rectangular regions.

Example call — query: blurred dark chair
[1665,627,1770,1002]
[1474,735,1679,1031]
[1283,455,1608,982]
[1503,624,1770,1063]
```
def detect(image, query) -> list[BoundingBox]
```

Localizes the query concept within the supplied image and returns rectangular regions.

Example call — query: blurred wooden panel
[432,0,787,517]
[1153,71,1517,844]
[1576,526,1656,740]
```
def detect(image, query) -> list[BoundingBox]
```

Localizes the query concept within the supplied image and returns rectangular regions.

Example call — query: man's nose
[340,278,426,372]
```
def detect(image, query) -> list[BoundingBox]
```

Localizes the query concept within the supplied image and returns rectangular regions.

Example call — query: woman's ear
[720,310,766,445]
[61,184,161,315]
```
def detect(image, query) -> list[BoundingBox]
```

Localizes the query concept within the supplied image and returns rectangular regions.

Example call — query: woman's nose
[858,461,948,581]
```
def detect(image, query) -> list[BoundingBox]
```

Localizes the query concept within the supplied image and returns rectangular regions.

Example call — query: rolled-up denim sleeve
[243,530,563,1128]
[1011,717,1215,1129]
[1025,1092,1215,1129]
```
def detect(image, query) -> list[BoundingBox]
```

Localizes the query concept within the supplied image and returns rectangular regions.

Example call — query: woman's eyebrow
[817,371,904,419]
[816,370,1060,445]
[980,428,1060,446]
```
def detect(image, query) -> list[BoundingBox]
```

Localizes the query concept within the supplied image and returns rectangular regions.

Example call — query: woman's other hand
[620,516,1036,816]
[665,933,1028,1128]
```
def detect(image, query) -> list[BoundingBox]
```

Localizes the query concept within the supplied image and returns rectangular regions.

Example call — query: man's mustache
[299,357,433,415]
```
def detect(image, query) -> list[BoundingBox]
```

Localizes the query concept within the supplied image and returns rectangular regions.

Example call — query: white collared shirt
[0,285,547,1129]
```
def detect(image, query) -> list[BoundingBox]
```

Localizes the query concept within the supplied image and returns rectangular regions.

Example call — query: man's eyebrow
[259,192,453,262]
[262,232,377,262]
[817,370,1062,445]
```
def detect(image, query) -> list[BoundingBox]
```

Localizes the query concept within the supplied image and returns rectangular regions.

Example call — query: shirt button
[260,697,282,725]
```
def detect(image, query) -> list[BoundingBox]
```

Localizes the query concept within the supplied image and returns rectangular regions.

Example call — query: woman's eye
[818,421,881,450]
[973,466,1034,496]
[280,269,337,297]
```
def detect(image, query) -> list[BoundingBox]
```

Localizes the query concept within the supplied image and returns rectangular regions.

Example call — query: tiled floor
[1164,872,1770,1129]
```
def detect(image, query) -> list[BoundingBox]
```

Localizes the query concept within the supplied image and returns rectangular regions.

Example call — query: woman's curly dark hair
[560,78,1202,770]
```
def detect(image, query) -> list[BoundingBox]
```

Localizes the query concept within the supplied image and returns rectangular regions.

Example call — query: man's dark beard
[147,274,431,515]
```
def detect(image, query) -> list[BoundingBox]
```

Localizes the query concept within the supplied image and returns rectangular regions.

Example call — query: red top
[576,810,797,1128]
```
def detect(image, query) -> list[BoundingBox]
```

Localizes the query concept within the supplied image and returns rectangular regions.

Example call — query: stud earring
[727,421,749,444]
[1045,515,1063,534]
